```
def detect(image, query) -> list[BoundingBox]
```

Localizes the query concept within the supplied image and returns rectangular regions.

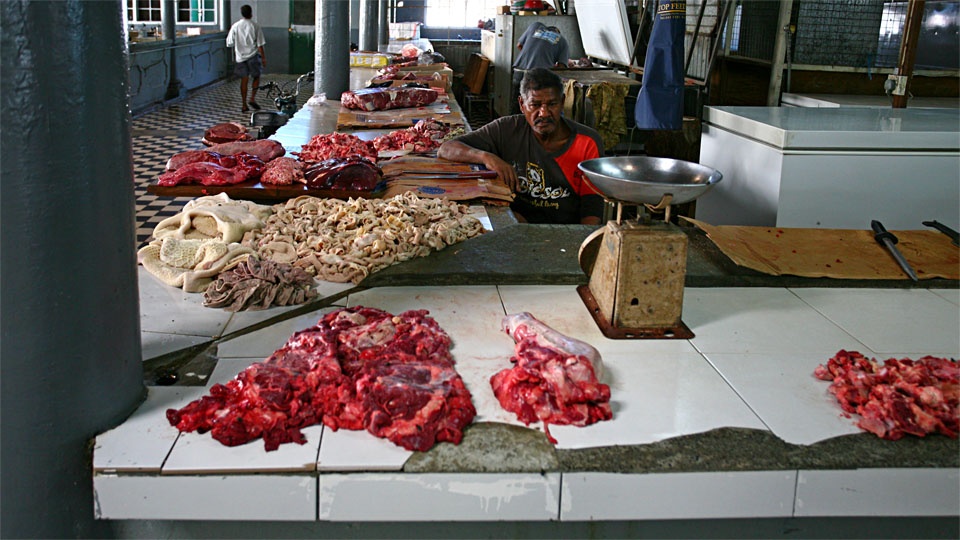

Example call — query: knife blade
[922,220,960,247]
[871,220,919,281]
[399,169,498,178]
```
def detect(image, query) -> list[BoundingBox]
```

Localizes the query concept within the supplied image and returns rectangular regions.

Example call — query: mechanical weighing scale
[576,157,723,339]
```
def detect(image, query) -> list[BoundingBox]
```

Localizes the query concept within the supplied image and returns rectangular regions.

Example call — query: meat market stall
[111,63,958,532]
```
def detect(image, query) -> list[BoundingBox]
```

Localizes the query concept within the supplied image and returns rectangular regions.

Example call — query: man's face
[519,87,563,138]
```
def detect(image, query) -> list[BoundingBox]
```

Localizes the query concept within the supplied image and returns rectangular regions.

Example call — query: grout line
[784,287,874,354]
[791,469,800,518]
[690,341,775,434]
[556,471,564,521]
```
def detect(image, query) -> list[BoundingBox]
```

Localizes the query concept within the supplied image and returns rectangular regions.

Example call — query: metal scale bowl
[576,157,723,339]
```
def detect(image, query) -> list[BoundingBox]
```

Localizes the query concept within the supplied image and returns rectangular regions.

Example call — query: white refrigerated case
[696,106,960,231]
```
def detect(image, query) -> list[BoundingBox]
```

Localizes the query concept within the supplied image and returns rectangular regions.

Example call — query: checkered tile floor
[132,75,309,247]
[133,75,494,248]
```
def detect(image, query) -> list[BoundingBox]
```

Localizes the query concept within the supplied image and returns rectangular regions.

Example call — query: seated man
[439,68,604,225]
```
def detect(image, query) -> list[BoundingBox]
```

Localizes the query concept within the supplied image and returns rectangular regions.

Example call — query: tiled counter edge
[93,468,960,521]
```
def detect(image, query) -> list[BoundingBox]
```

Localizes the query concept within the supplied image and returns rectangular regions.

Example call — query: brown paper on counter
[379,155,492,177]
[682,217,959,280]
[382,176,514,204]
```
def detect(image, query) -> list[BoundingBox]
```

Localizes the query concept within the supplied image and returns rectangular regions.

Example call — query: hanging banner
[634,0,686,130]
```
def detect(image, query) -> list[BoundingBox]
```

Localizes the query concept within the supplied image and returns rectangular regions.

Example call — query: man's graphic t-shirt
[454,115,604,224]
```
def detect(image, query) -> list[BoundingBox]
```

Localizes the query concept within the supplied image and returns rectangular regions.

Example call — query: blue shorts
[235,54,262,78]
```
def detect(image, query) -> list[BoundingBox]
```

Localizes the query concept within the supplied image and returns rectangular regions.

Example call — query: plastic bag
[305,93,327,108]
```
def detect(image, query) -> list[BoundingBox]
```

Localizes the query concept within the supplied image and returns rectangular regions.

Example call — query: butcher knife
[922,220,959,247]
[871,220,919,281]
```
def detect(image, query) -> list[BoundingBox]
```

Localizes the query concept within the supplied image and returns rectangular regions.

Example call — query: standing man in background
[511,22,570,113]
[226,4,266,113]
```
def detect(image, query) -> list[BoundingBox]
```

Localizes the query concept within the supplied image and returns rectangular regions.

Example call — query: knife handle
[871,220,897,245]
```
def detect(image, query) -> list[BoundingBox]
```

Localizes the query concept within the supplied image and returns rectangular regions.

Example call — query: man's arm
[258,45,265,67]
[438,140,518,191]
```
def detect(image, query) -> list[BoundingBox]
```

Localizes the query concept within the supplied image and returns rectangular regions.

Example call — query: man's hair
[520,68,563,97]
[241,5,252,18]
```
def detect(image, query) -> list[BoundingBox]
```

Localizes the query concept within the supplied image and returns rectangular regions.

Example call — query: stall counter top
[703,106,960,151]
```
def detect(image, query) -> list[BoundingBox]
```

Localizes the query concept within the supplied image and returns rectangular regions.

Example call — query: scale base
[577,285,695,340]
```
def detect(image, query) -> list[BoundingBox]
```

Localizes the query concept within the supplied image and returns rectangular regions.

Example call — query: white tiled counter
[99,284,960,521]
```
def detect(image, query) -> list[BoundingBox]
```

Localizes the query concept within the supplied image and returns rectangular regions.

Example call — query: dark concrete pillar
[1,1,145,537]
[379,0,389,50]
[316,0,350,98]
[359,0,379,52]
[161,0,176,40]
[219,0,231,32]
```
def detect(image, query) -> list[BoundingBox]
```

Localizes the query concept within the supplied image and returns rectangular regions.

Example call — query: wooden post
[766,0,793,106]
[892,0,926,108]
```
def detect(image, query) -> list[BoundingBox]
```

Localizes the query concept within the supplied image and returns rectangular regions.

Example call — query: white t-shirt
[226,18,266,63]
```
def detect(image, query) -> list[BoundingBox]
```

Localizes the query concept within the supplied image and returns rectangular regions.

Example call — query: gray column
[0,1,145,538]
[378,0,389,50]
[161,0,176,40]
[359,0,378,52]
[219,0,231,31]
[316,0,350,98]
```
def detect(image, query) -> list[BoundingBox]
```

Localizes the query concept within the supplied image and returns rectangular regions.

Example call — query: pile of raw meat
[159,140,286,187]
[814,350,959,440]
[202,122,252,146]
[372,118,452,154]
[491,313,612,442]
[294,132,377,162]
[341,87,438,112]
[166,307,476,452]
[202,257,317,312]
[304,156,382,191]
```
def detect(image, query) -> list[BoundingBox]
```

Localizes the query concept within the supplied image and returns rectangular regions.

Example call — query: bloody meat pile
[202,122,251,146]
[372,118,451,154]
[294,132,378,162]
[157,152,265,186]
[814,350,959,440]
[340,87,438,112]
[167,307,476,452]
[490,312,612,443]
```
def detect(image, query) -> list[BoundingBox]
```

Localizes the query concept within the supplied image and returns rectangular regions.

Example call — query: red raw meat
[815,350,959,440]
[260,157,305,186]
[304,156,382,191]
[491,313,611,443]
[294,132,378,163]
[202,122,251,146]
[156,152,265,186]
[341,87,438,111]
[205,139,285,162]
[166,307,476,452]
[372,118,451,154]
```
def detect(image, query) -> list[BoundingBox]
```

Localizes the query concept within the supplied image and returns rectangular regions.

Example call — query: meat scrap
[203,257,317,311]
[260,157,305,186]
[165,139,285,168]
[341,87,438,111]
[166,307,476,452]
[294,132,377,163]
[815,350,959,440]
[202,122,251,146]
[491,313,612,443]
[372,118,451,155]
[304,156,382,191]
[157,152,265,187]
[244,193,484,284]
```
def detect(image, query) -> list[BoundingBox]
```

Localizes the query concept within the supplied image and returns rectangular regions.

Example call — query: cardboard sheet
[382,176,513,204]
[683,218,959,280]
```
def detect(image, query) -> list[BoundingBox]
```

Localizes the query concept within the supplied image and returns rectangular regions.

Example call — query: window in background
[128,0,161,23]
[176,0,218,24]
[425,0,504,28]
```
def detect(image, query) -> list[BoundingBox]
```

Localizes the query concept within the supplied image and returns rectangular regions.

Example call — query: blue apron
[634,0,686,130]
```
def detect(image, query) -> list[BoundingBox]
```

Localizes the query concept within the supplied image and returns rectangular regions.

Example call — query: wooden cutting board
[382,176,513,203]
[147,178,382,201]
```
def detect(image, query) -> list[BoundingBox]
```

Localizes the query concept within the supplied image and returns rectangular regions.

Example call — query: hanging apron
[634,0,686,130]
